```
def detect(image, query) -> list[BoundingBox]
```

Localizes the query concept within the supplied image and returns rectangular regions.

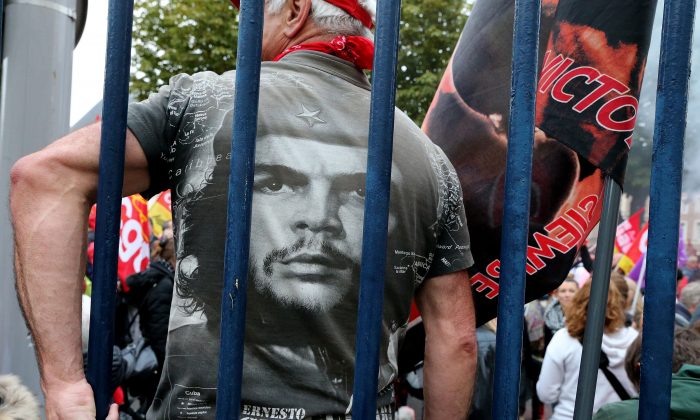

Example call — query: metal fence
[82,0,695,419]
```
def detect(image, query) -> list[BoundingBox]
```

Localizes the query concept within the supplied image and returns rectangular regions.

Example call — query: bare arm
[10,123,150,419]
[415,269,477,420]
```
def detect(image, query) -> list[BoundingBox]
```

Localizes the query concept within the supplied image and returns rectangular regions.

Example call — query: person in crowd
[543,275,579,345]
[683,255,700,282]
[9,1,477,418]
[125,224,175,368]
[676,282,700,328]
[536,281,638,419]
[468,319,497,420]
[609,271,636,327]
[593,326,700,419]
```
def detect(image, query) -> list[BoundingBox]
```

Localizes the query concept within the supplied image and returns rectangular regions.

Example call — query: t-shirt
[127,51,473,419]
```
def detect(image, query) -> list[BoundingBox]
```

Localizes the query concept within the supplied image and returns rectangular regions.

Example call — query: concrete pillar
[0,0,77,404]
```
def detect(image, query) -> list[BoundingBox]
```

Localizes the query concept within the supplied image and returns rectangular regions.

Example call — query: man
[10,0,477,419]
[683,255,700,282]
[676,282,700,328]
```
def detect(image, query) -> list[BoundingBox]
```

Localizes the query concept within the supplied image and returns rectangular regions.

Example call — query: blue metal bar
[573,177,621,419]
[639,0,695,418]
[215,0,264,418]
[351,0,402,416]
[491,0,541,418]
[86,0,134,418]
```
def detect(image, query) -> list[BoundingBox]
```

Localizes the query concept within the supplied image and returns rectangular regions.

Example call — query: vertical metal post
[1,0,77,404]
[215,0,264,418]
[85,0,134,418]
[491,0,541,418]
[572,177,622,419]
[351,0,402,417]
[639,0,695,418]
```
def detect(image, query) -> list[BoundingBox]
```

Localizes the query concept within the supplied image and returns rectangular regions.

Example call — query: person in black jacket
[125,224,175,367]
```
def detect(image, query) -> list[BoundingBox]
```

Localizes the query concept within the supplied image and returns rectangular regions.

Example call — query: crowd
[464,246,700,420]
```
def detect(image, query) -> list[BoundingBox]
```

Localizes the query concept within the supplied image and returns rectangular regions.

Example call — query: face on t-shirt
[249,135,402,313]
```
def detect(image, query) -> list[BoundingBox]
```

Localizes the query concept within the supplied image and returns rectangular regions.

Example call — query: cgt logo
[539,50,638,145]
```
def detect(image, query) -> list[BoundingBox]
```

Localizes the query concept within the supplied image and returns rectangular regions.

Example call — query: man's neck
[281,26,339,52]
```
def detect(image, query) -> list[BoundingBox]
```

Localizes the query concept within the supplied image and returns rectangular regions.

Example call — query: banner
[89,195,151,291]
[615,208,644,254]
[118,195,151,288]
[618,223,648,274]
[148,189,173,238]
[422,0,657,325]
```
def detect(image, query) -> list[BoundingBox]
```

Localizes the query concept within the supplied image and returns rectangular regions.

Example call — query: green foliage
[131,0,238,100]
[131,0,471,125]
[396,0,470,125]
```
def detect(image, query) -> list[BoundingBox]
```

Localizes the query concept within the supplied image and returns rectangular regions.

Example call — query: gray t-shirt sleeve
[425,146,474,279]
[127,75,190,198]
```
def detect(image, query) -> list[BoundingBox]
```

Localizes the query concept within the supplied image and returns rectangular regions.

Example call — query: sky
[70,1,108,126]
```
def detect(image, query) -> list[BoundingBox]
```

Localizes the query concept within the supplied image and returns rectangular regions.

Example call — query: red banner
[615,208,643,254]
[422,0,656,324]
[118,195,150,290]
[89,195,150,291]
[618,223,649,274]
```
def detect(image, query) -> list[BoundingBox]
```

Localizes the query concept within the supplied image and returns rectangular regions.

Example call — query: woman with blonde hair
[536,280,638,419]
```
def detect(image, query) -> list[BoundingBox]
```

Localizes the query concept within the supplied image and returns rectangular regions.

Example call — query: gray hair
[681,281,700,310]
[266,0,376,39]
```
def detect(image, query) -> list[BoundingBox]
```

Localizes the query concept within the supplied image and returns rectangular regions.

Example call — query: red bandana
[273,35,374,70]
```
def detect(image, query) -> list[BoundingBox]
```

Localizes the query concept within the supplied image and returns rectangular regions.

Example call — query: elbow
[10,152,58,190]
[459,328,478,359]
[10,152,84,217]
[10,155,45,224]
[535,380,558,404]
[428,319,477,361]
[9,155,43,210]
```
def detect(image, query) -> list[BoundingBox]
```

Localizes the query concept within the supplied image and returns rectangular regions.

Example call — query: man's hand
[416,270,477,420]
[44,378,118,420]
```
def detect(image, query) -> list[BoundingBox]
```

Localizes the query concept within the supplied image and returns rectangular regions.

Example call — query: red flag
[615,208,643,254]
[88,195,151,291]
[148,190,172,238]
[118,195,151,290]
[618,222,648,274]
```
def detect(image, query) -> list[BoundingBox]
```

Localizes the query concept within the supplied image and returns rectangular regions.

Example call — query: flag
[148,190,172,238]
[615,208,643,255]
[627,251,645,283]
[678,226,687,269]
[88,194,151,291]
[420,0,656,325]
[118,195,151,289]
[618,223,648,274]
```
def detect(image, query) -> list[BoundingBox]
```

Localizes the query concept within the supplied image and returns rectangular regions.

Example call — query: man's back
[10,2,476,418]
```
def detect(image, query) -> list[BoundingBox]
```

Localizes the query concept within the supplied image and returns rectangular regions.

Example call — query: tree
[395,0,470,125]
[131,0,238,100]
[131,0,471,126]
